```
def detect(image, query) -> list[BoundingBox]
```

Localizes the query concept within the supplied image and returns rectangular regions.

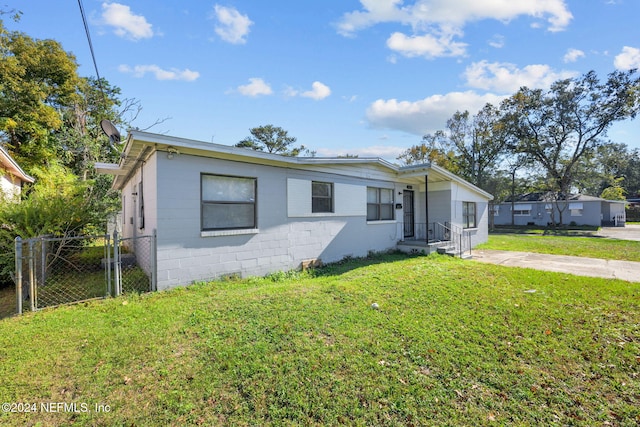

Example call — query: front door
[403,190,415,238]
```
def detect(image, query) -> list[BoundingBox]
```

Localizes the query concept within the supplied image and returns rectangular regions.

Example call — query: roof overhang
[97,130,493,200]
[0,146,35,183]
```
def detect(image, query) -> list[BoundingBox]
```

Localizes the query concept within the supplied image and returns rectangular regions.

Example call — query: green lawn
[1,253,638,426]
[478,234,640,262]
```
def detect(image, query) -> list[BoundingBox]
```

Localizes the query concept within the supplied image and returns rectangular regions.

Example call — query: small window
[569,202,583,217]
[201,174,256,230]
[512,204,532,216]
[367,187,394,221]
[463,201,477,228]
[312,181,333,213]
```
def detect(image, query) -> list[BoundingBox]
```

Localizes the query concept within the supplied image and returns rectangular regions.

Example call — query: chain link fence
[10,231,156,315]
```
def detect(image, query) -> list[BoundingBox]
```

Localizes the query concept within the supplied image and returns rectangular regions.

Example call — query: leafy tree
[502,70,640,224]
[55,77,124,180]
[396,132,459,173]
[0,21,83,170]
[444,104,510,190]
[236,125,307,156]
[600,177,627,201]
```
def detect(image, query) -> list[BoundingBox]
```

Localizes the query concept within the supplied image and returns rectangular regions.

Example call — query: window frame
[462,201,477,229]
[311,181,334,213]
[366,187,395,221]
[201,173,257,231]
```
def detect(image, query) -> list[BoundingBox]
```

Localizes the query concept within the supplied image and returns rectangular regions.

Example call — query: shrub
[0,164,116,285]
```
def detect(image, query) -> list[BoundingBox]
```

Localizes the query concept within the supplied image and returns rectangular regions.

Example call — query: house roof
[504,192,625,204]
[0,145,35,183]
[96,130,493,200]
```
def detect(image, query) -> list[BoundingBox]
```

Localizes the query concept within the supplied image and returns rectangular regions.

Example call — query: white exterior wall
[449,181,489,248]
[1,172,21,200]
[153,153,403,290]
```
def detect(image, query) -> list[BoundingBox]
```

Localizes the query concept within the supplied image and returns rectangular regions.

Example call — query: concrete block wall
[153,153,401,290]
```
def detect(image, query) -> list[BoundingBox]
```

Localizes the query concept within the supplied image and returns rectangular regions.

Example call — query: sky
[4,0,640,162]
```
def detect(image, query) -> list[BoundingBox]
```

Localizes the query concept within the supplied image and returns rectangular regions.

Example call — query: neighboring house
[97,131,493,290]
[0,145,34,200]
[493,193,626,227]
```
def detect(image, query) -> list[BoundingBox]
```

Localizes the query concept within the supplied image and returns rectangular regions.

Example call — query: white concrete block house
[97,131,493,290]
[0,145,34,199]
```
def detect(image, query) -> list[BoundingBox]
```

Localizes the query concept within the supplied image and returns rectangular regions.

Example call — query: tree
[396,132,459,173]
[502,70,640,224]
[0,21,83,170]
[444,104,510,191]
[55,77,124,180]
[236,125,307,156]
[600,177,627,201]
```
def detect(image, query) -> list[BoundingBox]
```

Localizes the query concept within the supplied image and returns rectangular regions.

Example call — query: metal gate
[11,230,156,315]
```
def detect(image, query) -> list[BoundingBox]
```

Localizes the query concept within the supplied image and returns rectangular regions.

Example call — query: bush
[0,164,116,285]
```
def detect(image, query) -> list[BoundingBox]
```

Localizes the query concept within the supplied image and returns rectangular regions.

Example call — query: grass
[478,234,640,262]
[1,253,638,426]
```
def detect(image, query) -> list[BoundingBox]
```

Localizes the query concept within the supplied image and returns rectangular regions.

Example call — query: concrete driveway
[472,250,640,282]
[596,224,640,241]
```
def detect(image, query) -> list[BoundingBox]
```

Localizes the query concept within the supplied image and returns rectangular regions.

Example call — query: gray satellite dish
[100,119,121,144]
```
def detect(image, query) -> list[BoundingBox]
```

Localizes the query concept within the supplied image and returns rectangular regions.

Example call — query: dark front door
[403,190,415,238]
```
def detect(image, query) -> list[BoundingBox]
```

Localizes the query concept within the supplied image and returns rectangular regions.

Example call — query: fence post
[151,229,157,291]
[28,239,35,311]
[106,234,112,297]
[113,230,121,296]
[15,237,22,315]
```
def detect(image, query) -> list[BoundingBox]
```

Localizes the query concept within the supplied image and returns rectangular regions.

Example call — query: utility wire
[77,0,107,101]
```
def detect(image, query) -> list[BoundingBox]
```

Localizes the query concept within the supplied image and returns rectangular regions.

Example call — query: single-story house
[0,145,34,200]
[492,193,626,227]
[97,130,493,290]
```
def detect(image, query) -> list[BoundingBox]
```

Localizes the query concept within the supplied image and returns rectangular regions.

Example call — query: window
[569,202,583,217]
[512,204,532,216]
[367,187,394,221]
[463,201,477,228]
[312,181,333,213]
[201,174,256,230]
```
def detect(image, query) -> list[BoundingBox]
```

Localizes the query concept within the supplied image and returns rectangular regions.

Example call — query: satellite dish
[100,119,121,144]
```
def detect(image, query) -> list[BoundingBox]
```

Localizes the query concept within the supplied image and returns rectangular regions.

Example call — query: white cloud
[463,60,577,93]
[285,82,332,100]
[336,0,572,58]
[614,46,640,70]
[237,78,273,97]
[118,64,200,81]
[301,81,332,100]
[386,31,467,58]
[366,91,505,136]
[337,0,573,35]
[488,34,505,49]
[212,5,253,44]
[563,48,585,63]
[101,2,153,40]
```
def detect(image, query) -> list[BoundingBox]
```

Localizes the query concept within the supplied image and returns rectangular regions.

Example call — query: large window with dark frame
[312,181,333,213]
[367,187,394,221]
[201,174,256,230]
[463,201,477,229]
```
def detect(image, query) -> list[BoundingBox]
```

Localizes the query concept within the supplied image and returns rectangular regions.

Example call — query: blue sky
[6,0,640,161]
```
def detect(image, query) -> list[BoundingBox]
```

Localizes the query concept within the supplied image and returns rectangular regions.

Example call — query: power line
[77,0,106,98]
